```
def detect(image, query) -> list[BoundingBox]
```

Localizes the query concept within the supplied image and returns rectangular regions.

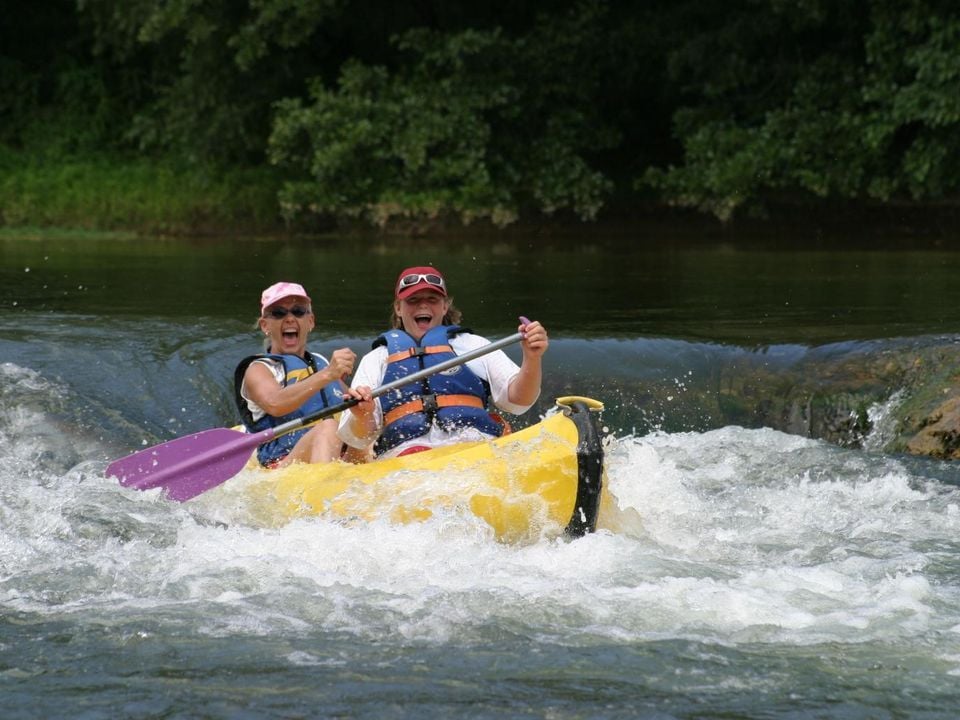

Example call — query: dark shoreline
[3,199,960,248]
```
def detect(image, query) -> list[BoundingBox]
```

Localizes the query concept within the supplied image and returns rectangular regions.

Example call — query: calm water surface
[4,230,960,718]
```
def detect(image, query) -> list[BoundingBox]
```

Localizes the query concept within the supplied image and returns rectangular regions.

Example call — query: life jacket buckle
[421,393,438,412]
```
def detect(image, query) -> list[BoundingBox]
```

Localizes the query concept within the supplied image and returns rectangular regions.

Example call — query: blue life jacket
[375,325,503,455]
[234,351,344,466]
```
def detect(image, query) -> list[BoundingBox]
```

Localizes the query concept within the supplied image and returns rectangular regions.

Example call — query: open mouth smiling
[414,313,432,328]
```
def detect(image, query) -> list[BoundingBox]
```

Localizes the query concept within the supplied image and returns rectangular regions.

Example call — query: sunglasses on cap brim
[397,273,446,292]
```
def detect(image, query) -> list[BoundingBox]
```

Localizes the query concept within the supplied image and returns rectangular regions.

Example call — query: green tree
[645,0,960,220]
[72,0,581,168]
[76,0,351,164]
[1,2,125,154]
[268,2,621,226]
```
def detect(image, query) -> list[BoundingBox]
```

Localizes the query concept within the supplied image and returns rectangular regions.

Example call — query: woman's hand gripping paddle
[107,322,530,502]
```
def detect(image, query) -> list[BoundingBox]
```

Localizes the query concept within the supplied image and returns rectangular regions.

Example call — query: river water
[4,230,960,718]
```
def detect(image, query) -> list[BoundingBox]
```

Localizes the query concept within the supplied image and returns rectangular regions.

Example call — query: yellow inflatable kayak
[241,396,605,543]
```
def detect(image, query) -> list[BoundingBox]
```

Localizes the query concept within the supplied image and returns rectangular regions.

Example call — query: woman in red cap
[235,281,361,467]
[339,266,549,459]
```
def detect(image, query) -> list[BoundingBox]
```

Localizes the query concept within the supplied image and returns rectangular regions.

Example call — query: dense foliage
[646,0,960,219]
[3,0,960,229]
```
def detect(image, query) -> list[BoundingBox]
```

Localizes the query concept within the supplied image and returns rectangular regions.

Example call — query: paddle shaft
[266,330,525,443]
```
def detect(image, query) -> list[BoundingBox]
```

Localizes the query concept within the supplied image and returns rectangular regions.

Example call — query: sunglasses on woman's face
[265,305,310,319]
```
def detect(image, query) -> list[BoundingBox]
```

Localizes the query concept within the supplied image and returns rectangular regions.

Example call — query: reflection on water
[3,231,960,343]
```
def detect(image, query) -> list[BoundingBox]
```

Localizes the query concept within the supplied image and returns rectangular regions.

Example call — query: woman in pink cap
[338,266,549,459]
[235,281,361,467]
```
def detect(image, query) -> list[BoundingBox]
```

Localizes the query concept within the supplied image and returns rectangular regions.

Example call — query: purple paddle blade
[106,426,272,501]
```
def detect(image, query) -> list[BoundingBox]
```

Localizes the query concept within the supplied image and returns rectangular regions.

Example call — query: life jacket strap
[488,412,512,435]
[384,394,486,426]
[385,344,454,364]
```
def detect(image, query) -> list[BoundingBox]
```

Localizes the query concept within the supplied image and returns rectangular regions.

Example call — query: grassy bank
[5,148,960,243]
[0,149,285,235]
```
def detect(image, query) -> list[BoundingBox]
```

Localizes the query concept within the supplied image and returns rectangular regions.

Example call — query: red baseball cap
[395,266,447,299]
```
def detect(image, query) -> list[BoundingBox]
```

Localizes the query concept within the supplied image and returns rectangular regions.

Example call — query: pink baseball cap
[395,266,447,299]
[260,281,311,314]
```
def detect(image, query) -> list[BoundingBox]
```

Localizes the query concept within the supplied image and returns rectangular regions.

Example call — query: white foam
[2,421,960,651]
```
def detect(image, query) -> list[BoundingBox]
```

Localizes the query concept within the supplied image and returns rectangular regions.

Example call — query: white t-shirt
[337,332,536,458]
